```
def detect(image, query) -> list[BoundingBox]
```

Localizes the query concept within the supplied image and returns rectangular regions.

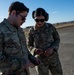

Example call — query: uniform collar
[3,18,19,32]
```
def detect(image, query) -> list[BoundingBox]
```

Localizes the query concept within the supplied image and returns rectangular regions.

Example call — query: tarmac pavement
[58,26,74,75]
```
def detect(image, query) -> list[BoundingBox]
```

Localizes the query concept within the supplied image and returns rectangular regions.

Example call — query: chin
[37,25,43,27]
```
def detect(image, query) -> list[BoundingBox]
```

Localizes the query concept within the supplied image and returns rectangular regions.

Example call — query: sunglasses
[19,14,25,21]
[35,19,45,22]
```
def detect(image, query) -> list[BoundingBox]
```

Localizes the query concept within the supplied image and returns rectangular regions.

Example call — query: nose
[23,18,26,22]
[37,21,42,24]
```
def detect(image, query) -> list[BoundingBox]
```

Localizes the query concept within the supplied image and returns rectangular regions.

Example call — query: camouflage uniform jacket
[28,23,60,54]
[0,19,37,68]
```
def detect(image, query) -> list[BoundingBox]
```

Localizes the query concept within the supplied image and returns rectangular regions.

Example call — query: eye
[19,14,25,21]
[35,19,45,22]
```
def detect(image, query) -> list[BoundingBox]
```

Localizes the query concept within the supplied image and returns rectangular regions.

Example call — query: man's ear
[11,10,16,16]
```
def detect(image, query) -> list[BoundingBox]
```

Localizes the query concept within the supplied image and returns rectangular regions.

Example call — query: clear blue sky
[0,0,74,28]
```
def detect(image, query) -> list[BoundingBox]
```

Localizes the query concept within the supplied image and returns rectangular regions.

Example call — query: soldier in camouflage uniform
[0,1,40,75]
[28,8,63,75]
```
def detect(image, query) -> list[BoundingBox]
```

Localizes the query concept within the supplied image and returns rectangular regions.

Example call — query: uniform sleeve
[0,30,6,62]
[50,25,60,51]
[23,29,38,65]
[23,35,38,65]
[22,33,29,64]
[27,50,39,65]
[21,29,37,64]
[27,28,36,55]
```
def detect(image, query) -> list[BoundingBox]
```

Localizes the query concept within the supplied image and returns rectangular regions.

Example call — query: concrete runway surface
[58,26,74,75]
[29,25,74,75]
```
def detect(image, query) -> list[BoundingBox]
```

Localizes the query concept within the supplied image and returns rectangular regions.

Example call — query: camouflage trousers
[36,52,63,75]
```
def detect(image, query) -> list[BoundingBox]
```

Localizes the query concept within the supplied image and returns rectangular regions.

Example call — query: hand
[34,48,43,55]
[44,48,54,57]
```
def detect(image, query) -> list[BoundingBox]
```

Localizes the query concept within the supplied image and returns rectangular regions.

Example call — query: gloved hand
[44,48,54,57]
[34,48,43,55]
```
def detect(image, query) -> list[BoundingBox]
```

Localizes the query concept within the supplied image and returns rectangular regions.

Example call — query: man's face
[34,16,45,27]
[15,11,28,27]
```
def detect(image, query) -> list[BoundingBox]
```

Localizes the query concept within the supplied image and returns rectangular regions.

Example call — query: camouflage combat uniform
[28,23,63,75]
[0,19,37,75]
